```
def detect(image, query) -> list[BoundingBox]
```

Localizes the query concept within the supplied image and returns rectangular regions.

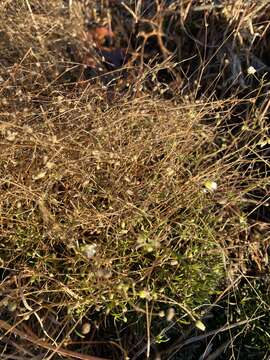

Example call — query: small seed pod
[166,307,175,321]
[81,322,91,335]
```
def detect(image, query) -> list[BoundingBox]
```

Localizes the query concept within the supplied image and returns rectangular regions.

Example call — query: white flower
[45,161,55,169]
[204,180,218,192]
[158,310,165,318]
[6,130,17,142]
[138,290,151,300]
[82,243,97,259]
[32,171,47,180]
[247,66,256,75]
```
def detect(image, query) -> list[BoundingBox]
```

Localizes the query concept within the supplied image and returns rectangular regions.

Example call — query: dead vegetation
[0,1,270,359]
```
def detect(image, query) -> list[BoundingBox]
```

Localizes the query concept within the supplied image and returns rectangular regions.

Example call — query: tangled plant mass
[0,1,270,359]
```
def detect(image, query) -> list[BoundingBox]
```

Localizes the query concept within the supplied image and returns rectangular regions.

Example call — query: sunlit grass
[0,1,270,359]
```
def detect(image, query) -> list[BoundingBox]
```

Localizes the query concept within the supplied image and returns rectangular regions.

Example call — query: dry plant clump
[0,1,270,359]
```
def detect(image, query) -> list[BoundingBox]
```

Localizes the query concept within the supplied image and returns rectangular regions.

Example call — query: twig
[0,319,109,360]
[166,315,264,359]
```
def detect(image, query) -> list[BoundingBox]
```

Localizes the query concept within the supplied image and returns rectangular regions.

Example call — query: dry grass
[0,1,270,359]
